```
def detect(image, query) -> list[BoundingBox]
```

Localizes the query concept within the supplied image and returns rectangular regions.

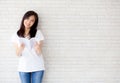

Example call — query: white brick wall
[0,0,120,83]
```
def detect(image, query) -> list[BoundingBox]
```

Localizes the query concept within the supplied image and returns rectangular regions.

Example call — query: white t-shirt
[11,30,45,72]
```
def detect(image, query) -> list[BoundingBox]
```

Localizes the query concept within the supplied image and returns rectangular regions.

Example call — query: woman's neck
[24,29,30,39]
[25,28,30,35]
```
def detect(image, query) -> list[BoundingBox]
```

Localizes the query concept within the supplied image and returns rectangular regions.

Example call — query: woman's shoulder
[11,31,19,38]
[11,31,20,43]
[36,30,42,34]
[35,30,44,40]
[36,30,43,36]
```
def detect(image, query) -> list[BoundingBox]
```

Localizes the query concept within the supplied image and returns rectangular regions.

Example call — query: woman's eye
[31,20,35,22]
[26,17,29,19]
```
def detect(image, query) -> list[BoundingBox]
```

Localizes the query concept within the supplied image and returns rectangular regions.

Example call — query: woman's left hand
[34,42,41,55]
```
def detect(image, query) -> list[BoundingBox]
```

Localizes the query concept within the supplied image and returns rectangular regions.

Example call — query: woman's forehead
[28,15,35,20]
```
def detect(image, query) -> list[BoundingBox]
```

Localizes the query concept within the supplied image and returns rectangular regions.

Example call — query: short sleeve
[11,32,19,44]
[35,30,45,42]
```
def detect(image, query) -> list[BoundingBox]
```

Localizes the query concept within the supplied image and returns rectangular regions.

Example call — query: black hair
[17,10,38,38]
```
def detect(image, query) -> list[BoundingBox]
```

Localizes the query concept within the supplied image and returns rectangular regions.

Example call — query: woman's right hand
[14,43,25,57]
[17,43,25,57]
[19,43,25,52]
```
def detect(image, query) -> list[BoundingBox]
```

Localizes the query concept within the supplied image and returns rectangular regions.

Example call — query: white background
[0,0,120,83]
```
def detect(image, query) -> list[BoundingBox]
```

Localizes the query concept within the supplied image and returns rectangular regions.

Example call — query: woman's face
[24,15,35,29]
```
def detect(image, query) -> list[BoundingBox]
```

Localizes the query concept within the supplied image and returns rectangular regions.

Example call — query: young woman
[11,11,45,83]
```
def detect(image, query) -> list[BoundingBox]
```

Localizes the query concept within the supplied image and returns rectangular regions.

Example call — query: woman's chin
[25,27,31,29]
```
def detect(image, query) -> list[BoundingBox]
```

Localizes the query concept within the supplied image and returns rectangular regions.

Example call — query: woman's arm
[13,43,25,57]
[34,40,43,55]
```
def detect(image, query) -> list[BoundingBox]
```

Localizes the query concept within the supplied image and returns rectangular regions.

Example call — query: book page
[19,38,37,49]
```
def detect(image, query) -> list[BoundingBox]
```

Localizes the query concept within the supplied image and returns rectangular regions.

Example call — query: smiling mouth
[26,24,30,26]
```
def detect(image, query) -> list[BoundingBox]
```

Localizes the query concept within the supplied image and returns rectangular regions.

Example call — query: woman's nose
[27,20,31,24]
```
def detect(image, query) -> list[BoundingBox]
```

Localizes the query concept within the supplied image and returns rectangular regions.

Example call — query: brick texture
[0,0,120,83]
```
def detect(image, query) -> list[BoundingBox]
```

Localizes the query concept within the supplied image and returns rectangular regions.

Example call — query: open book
[18,38,38,49]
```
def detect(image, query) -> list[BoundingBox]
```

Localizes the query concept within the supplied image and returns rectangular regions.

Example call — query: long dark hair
[17,10,38,38]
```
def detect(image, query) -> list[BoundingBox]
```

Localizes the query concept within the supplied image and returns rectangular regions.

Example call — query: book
[18,38,37,49]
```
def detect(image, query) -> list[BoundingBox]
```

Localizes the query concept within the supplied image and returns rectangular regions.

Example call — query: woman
[11,10,45,83]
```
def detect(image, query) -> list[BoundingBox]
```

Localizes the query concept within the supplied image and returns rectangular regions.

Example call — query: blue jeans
[19,70,44,83]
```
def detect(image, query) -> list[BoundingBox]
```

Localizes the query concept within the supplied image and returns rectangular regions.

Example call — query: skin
[14,15,43,57]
